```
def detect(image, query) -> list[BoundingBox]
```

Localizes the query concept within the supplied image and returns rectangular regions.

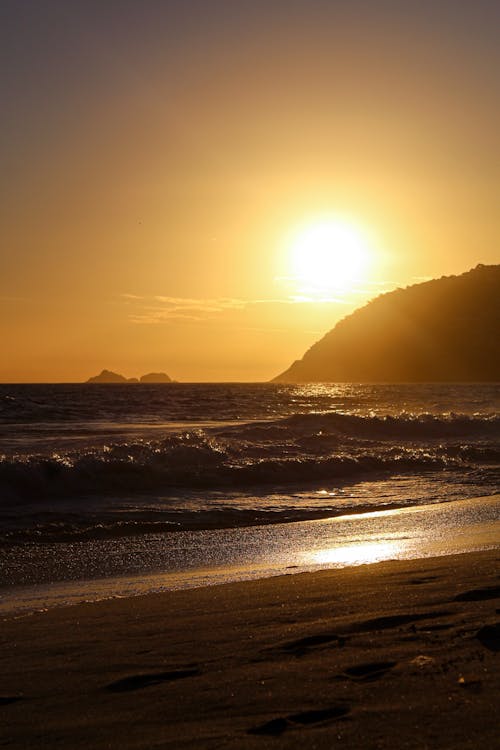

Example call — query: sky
[1,0,499,382]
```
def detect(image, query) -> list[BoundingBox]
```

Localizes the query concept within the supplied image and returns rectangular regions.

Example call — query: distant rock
[87,369,172,383]
[87,369,130,383]
[139,372,172,383]
[273,265,500,383]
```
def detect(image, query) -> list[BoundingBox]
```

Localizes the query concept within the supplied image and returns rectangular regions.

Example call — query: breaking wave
[1,412,498,504]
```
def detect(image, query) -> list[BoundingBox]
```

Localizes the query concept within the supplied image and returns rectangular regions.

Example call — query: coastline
[2,548,499,748]
[2,493,499,617]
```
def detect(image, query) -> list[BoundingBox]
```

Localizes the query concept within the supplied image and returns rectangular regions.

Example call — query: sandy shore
[3,494,499,617]
[1,549,499,749]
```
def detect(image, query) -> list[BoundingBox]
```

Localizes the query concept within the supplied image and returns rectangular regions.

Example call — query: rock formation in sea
[86,370,172,383]
[87,369,131,383]
[273,264,500,382]
[139,372,172,383]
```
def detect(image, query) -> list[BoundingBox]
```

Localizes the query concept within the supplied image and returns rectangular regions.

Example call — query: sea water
[1,383,499,604]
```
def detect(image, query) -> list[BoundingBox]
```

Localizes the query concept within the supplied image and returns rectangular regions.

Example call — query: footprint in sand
[348,611,452,633]
[106,668,200,693]
[0,696,23,706]
[476,623,500,652]
[248,705,350,736]
[342,660,396,681]
[454,586,500,602]
[408,576,440,585]
[277,633,346,657]
[266,613,451,662]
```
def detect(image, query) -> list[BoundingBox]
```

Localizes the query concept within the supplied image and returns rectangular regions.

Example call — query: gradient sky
[1,0,499,382]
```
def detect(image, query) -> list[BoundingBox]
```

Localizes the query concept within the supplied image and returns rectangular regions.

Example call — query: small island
[139,372,172,383]
[87,369,172,383]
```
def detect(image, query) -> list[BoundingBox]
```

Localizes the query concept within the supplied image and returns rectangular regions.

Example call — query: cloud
[153,296,247,312]
[121,295,248,324]
[119,291,364,325]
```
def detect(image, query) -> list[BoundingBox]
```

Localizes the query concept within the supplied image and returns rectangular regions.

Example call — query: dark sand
[1,550,499,749]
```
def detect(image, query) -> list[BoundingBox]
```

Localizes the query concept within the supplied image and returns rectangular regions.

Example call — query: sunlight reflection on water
[1,495,498,616]
[312,540,403,566]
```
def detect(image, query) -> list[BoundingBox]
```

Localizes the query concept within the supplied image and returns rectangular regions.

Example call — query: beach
[1,384,498,747]
[2,547,499,749]
[3,0,500,744]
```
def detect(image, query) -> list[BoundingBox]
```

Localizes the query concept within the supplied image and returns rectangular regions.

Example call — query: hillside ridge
[273,264,500,382]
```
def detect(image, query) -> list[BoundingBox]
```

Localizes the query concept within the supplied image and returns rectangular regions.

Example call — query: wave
[1,420,498,505]
[221,412,500,441]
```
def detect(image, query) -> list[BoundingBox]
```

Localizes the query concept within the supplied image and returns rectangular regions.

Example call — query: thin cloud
[122,295,248,324]
[120,293,354,324]
[153,296,247,312]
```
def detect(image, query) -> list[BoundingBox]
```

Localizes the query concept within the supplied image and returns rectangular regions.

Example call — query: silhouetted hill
[87,370,172,383]
[140,372,172,383]
[274,265,500,382]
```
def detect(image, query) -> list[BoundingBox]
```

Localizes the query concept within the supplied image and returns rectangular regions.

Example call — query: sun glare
[312,541,402,566]
[289,219,372,295]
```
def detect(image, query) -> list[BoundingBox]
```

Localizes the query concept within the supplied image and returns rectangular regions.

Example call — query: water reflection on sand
[312,540,403,566]
[303,496,499,570]
[1,494,498,616]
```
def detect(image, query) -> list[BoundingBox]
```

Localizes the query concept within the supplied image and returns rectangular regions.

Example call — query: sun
[288,219,372,294]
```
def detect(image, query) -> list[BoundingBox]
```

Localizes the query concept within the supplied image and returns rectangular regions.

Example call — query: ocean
[1,383,499,611]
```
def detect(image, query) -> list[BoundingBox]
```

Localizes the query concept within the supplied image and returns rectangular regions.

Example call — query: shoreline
[2,494,499,618]
[3,485,496,546]
[2,549,499,748]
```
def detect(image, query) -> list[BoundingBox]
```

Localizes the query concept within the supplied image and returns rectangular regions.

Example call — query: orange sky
[1,1,499,382]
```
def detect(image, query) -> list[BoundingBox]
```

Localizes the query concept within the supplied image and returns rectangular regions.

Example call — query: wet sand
[2,494,499,616]
[1,548,499,749]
